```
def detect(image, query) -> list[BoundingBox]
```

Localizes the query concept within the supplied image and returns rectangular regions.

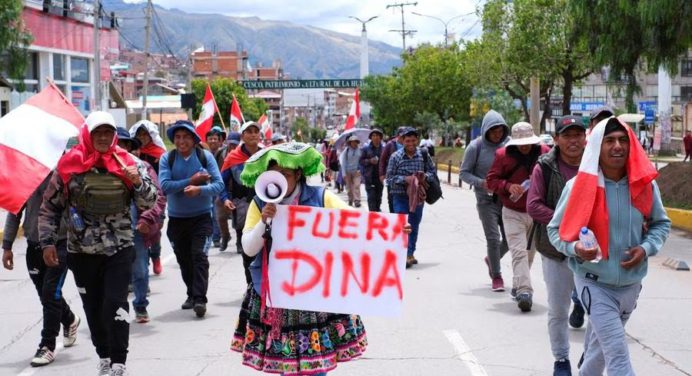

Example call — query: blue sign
[569,102,605,112]
[644,109,655,124]
[638,101,657,112]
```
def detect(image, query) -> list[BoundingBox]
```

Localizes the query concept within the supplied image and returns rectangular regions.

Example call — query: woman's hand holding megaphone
[261,203,277,225]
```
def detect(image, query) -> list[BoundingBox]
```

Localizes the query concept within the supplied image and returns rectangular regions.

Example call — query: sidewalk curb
[665,207,692,232]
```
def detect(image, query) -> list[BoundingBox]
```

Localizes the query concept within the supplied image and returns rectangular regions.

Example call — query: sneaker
[30,346,55,367]
[569,304,585,328]
[110,363,127,376]
[63,314,80,347]
[135,307,150,323]
[220,236,229,252]
[517,292,533,312]
[194,302,207,318]
[152,258,162,275]
[491,276,505,292]
[483,256,492,279]
[97,358,111,376]
[553,358,572,376]
[181,297,194,310]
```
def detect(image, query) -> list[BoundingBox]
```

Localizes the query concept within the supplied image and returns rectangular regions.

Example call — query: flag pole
[207,83,228,132]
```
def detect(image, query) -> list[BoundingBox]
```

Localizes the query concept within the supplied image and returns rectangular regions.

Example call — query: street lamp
[348,15,379,79]
[412,12,467,47]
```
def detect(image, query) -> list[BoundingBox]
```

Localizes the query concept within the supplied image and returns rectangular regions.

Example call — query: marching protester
[159,120,224,318]
[460,110,510,292]
[587,106,613,135]
[3,171,80,367]
[379,126,406,212]
[548,117,670,375]
[231,142,391,375]
[39,111,158,375]
[116,128,166,324]
[220,121,262,281]
[684,129,692,162]
[386,127,437,268]
[360,128,385,212]
[486,122,550,312]
[340,135,362,207]
[129,120,167,275]
[206,126,226,248]
[270,133,287,145]
[526,115,587,375]
[326,140,342,192]
[214,131,241,252]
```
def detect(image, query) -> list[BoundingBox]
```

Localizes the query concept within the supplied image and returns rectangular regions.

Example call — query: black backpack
[420,148,443,204]
[167,147,209,170]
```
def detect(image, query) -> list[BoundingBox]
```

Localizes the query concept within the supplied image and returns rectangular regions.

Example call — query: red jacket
[486,144,550,212]
[684,134,692,153]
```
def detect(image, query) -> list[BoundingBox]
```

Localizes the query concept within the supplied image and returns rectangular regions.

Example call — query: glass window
[682,59,692,77]
[25,52,39,80]
[53,54,65,81]
[70,57,90,83]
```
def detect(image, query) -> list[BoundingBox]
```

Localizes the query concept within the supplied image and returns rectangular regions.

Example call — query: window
[25,52,39,80]
[682,59,692,77]
[53,54,65,81]
[70,57,89,83]
[682,87,692,101]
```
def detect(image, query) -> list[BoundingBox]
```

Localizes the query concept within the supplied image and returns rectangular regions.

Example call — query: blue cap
[166,120,201,144]
[227,131,241,145]
[209,126,227,140]
[116,127,141,150]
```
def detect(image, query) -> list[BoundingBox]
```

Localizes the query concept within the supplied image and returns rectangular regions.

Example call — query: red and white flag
[559,117,656,259]
[257,114,272,143]
[195,83,218,139]
[0,83,83,214]
[230,94,245,131]
[343,88,360,131]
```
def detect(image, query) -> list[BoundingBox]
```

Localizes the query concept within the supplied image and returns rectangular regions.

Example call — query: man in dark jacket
[360,129,385,211]
[379,126,406,212]
[526,115,587,375]
[460,110,510,292]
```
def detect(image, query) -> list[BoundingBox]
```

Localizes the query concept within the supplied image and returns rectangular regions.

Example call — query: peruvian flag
[196,83,218,139]
[343,88,360,130]
[230,94,245,131]
[258,114,272,143]
[0,83,83,214]
[559,117,656,260]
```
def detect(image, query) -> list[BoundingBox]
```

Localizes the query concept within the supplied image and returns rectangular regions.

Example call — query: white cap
[85,111,117,132]
[240,121,260,133]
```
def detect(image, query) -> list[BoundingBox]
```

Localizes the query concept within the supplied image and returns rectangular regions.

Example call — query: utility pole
[348,16,379,79]
[386,2,417,51]
[186,44,193,121]
[93,0,101,109]
[141,0,152,119]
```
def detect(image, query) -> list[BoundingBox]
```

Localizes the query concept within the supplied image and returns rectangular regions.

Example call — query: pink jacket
[137,161,167,248]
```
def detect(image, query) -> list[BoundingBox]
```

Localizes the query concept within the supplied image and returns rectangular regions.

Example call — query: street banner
[195,83,217,139]
[343,88,360,130]
[230,94,245,131]
[0,82,83,214]
[268,205,408,316]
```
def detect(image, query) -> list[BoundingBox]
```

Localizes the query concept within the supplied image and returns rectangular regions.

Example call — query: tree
[291,117,310,142]
[0,0,33,91]
[570,0,691,112]
[191,78,268,129]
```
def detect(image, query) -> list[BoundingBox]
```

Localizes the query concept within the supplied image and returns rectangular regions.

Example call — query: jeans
[131,233,149,309]
[26,240,75,351]
[365,180,384,212]
[475,193,509,277]
[149,240,161,260]
[502,207,535,294]
[167,214,212,304]
[392,194,424,257]
[542,256,575,361]
[343,171,362,204]
[575,276,641,376]
[68,247,133,364]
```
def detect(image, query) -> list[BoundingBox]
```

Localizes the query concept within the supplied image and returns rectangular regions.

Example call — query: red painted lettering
[371,250,403,300]
[390,214,408,248]
[322,251,333,298]
[340,252,371,297]
[312,211,335,239]
[287,206,312,241]
[338,210,361,239]
[366,212,389,241]
[275,249,323,295]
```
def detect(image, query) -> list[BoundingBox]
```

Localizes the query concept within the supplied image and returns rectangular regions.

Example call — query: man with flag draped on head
[39,111,158,376]
[548,117,671,376]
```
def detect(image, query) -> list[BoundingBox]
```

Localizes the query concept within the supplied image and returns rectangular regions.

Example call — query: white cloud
[124,0,482,48]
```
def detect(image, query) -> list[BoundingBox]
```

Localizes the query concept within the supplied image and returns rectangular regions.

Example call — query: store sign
[241,79,362,90]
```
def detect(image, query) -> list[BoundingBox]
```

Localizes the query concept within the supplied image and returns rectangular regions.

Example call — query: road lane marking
[443,329,489,376]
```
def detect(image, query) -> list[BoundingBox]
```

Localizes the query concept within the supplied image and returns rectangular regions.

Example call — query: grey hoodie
[460,110,510,195]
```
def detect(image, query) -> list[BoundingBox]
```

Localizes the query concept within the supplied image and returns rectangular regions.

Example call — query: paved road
[1,179,691,376]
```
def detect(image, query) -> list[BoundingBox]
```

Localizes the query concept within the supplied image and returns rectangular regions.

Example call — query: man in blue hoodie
[159,120,224,318]
[548,119,670,375]
[460,110,510,292]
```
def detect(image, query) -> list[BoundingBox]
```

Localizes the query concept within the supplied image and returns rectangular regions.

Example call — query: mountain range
[102,0,402,79]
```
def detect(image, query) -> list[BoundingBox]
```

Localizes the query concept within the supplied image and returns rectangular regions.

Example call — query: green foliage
[291,117,310,142]
[0,0,33,91]
[191,78,268,129]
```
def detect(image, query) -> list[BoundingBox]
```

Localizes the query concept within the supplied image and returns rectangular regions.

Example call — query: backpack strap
[168,147,208,170]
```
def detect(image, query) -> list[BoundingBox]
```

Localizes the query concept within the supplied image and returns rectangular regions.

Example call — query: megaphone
[255,170,288,204]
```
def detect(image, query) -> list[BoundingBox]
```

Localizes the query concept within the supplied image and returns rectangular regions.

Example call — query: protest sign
[267,205,408,316]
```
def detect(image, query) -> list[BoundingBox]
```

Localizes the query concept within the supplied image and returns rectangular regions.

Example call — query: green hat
[240,142,325,186]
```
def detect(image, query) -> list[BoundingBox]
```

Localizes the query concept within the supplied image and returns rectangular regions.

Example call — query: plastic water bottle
[510,179,531,202]
[579,227,602,263]
[69,207,85,232]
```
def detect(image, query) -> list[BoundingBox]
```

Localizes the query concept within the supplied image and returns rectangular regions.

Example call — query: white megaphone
[255,170,288,204]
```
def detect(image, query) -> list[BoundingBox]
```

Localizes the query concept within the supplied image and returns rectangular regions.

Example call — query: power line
[386,1,417,51]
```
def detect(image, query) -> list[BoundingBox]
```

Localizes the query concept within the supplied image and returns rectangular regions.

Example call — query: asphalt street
[1,176,691,376]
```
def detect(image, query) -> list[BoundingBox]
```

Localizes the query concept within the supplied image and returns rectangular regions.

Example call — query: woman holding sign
[230,142,392,375]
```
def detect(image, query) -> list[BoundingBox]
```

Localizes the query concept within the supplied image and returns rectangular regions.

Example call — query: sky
[124,0,483,48]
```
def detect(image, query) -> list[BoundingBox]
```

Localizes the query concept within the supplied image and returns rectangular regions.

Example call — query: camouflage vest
[71,171,132,216]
